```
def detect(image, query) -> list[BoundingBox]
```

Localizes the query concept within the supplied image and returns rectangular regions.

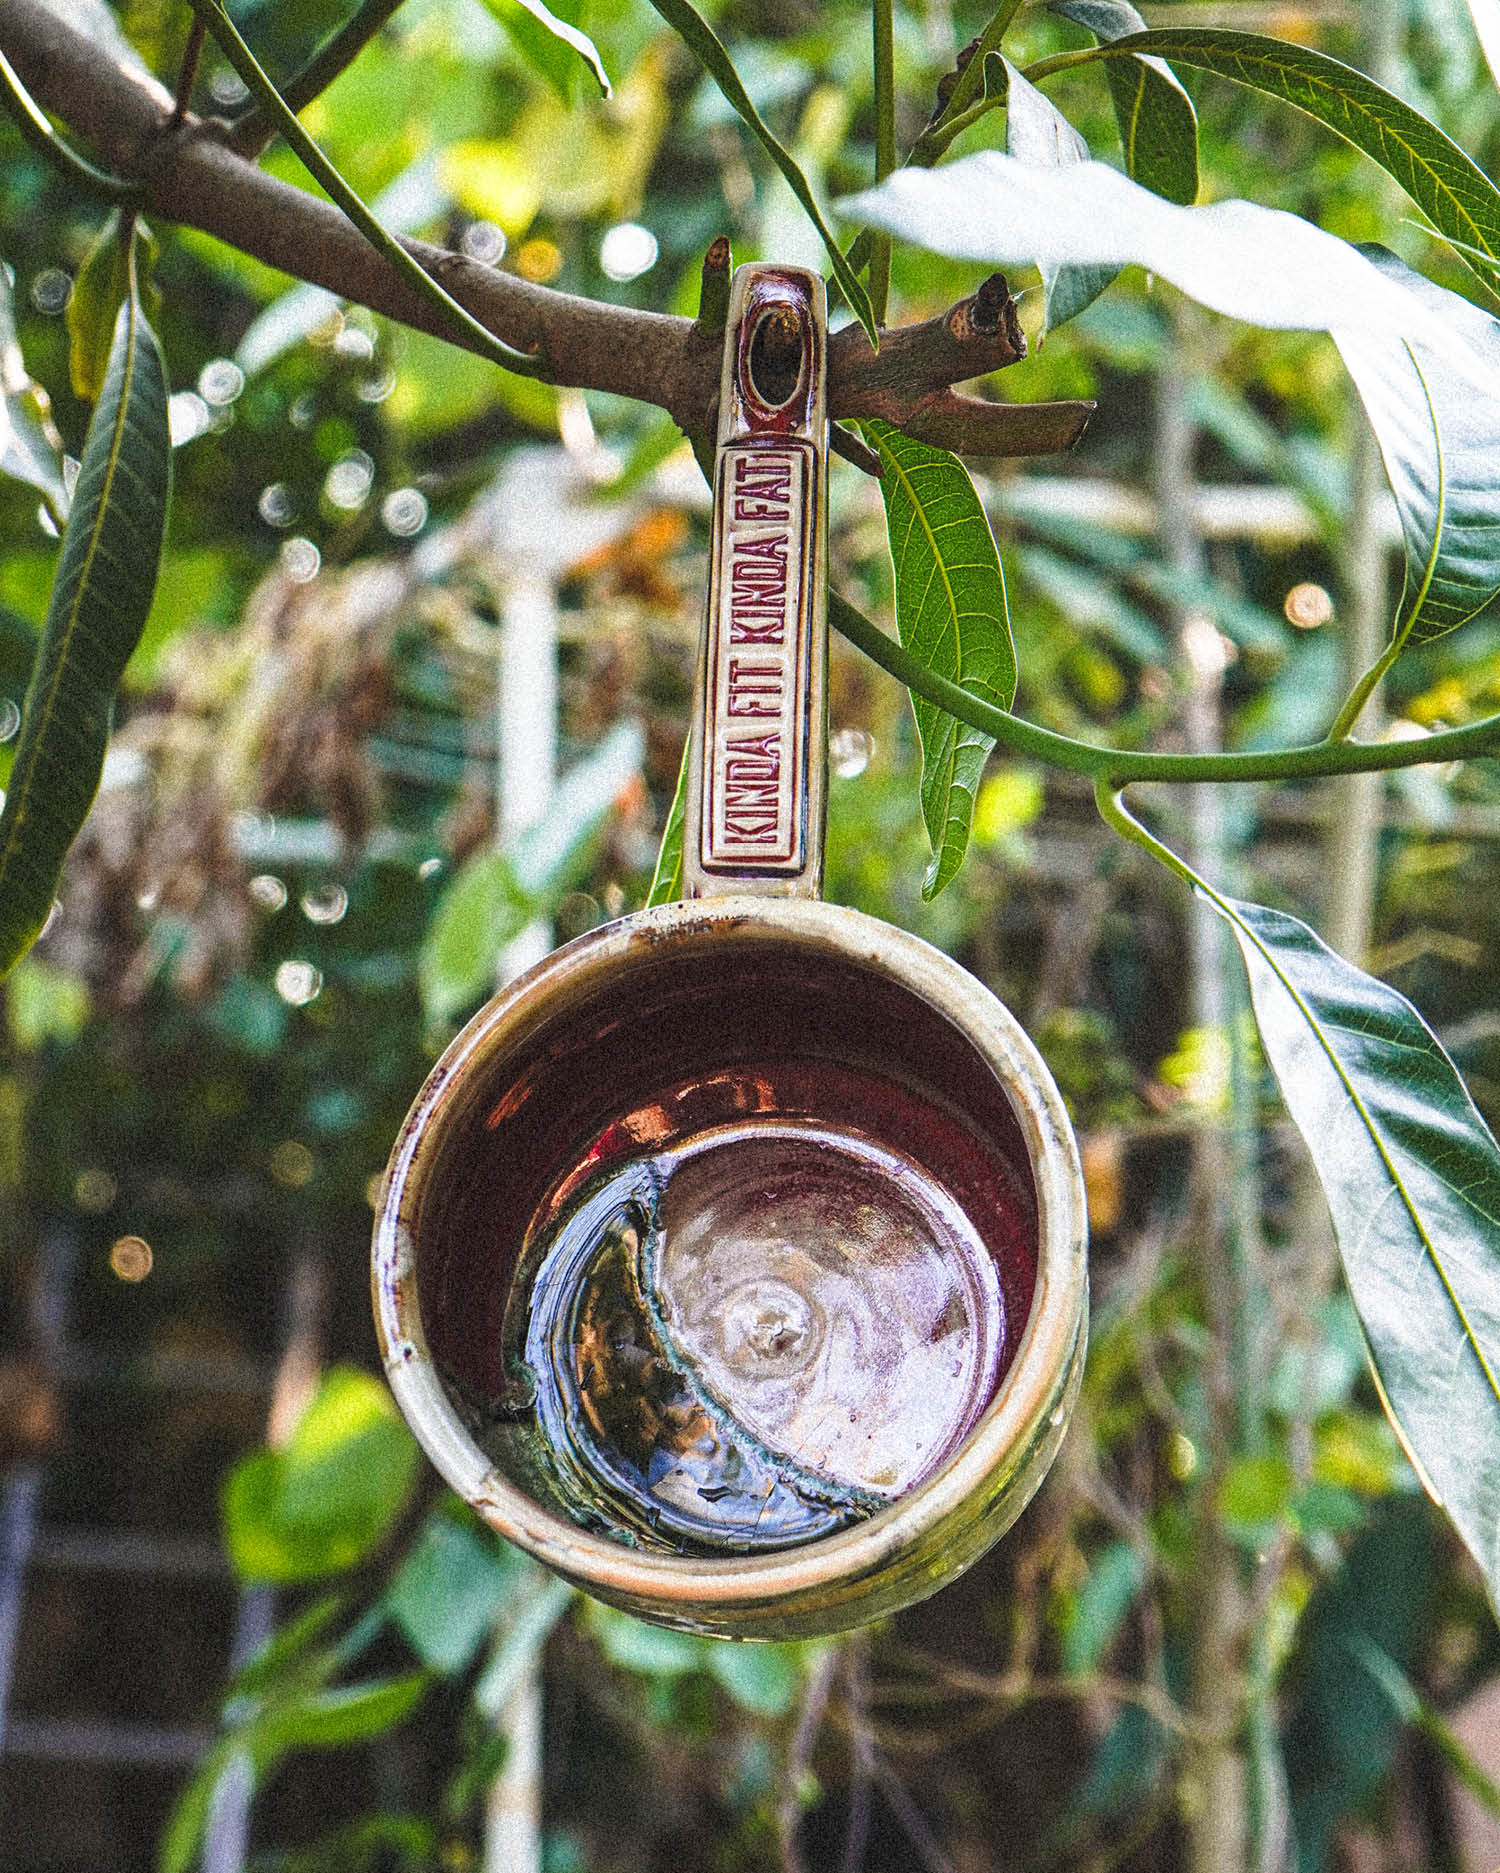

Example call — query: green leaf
[643,0,877,344]
[0,237,168,979]
[1060,1539,1144,1675]
[387,1514,517,1675]
[1072,27,1500,295]
[1217,1452,1297,1543]
[158,1672,427,1873]
[1349,1637,1500,1817]
[478,0,611,100]
[1337,247,1500,651]
[645,733,689,907]
[1049,2,1198,206]
[1209,894,1500,1613]
[703,1640,810,1717]
[221,1366,421,1584]
[586,1602,704,1677]
[859,420,1016,898]
[158,1742,233,1873]
[6,954,88,1050]
[0,266,68,524]
[998,58,1118,332]
[67,212,131,403]
[226,1597,344,1702]
[251,1672,428,1754]
[419,719,643,1023]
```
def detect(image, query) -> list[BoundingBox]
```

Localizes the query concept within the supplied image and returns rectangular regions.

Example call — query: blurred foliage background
[4,1,1500,1870]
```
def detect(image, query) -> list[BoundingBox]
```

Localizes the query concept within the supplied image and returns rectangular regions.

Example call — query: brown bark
[0,0,1091,459]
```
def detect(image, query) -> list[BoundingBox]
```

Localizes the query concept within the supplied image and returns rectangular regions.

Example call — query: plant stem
[227,0,410,155]
[910,0,1023,166]
[1021,45,1107,86]
[1326,634,1400,743]
[0,46,138,201]
[911,94,1000,164]
[870,0,896,324]
[185,0,546,378]
[829,588,1500,782]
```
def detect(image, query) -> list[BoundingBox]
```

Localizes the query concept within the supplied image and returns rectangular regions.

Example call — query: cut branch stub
[0,0,1093,460]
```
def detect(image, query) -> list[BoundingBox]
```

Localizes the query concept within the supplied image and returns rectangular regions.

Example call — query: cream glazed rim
[372,893,1089,1617]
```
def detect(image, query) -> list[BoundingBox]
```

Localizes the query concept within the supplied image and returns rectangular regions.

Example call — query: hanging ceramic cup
[372,266,1088,1640]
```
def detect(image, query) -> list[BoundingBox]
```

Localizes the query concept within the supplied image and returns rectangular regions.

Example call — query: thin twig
[869,0,895,324]
[841,1638,873,1873]
[226,0,409,156]
[776,1644,840,1873]
[171,17,204,125]
[868,1755,960,1873]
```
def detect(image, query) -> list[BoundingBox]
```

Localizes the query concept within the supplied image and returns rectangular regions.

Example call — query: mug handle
[683,265,828,901]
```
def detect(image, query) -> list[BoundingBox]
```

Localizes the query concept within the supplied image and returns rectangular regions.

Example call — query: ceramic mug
[372,266,1088,1639]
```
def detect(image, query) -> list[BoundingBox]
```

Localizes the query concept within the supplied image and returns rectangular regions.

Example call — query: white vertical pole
[497,575,559,986]
[484,548,560,1873]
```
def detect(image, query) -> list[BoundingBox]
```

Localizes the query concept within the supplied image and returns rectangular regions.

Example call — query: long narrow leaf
[419,719,643,1021]
[476,0,611,99]
[1335,248,1500,650]
[999,58,1117,331]
[0,265,68,524]
[1213,895,1500,1612]
[1049,1,1198,205]
[645,0,877,343]
[646,733,689,908]
[860,420,1016,898]
[0,241,169,977]
[1075,28,1500,295]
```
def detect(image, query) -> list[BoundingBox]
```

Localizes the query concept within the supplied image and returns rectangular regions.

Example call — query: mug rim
[372,895,1088,1635]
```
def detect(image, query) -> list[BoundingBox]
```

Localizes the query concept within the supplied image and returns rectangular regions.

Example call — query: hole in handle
[746,304,806,410]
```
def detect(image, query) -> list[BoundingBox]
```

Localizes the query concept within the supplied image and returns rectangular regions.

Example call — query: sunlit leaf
[476,0,610,99]
[859,420,1016,899]
[221,1367,421,1584]
[66,212,152,404]
[0,236,168,978]
[1464,0,1500,93]
[840,155,1488,371]
[644,0,876,343]
[420,719,643,1022]
[1071,27,1500,295]
[842,159,1500,661]
[998,58,1117,331]
[1337,247,1500,651]
[1049,1,1198,205]
[0,267,68,524]
[1211,895,1500,1613]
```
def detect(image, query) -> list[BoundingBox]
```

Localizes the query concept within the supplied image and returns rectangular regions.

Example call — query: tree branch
[0,0,1092,459]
